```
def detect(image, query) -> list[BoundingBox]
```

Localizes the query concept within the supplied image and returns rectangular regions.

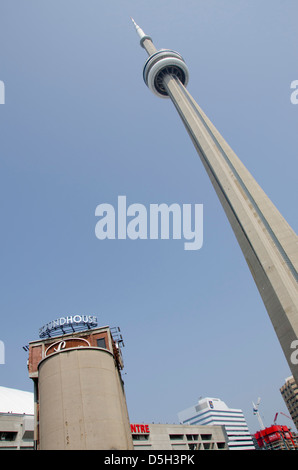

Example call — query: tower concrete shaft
[132,20,298,384]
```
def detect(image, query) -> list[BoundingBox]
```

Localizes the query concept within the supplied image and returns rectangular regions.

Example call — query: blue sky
[0,0,297,434]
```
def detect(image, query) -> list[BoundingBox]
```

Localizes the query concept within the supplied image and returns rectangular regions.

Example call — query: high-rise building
[178,397,255,450]
[132,20,298,385]
[28,317,133,450]
[280,376,298,431]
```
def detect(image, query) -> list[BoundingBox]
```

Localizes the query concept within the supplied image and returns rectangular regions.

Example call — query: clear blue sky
[0,0,297,434]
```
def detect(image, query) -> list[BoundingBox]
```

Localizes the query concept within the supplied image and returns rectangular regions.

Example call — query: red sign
[130,424,150,434]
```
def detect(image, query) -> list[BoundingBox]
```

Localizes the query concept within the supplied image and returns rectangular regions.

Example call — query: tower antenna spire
[130,17,156,55]
[130,17,145,39]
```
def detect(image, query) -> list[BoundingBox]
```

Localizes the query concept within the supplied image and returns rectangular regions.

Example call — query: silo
[28,324,133,450]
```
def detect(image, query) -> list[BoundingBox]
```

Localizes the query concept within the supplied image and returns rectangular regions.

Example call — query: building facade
[254,425,298,450]
[28,323,133,450]
[0,413,34,450]
[280,376,298,431]
[130,423,228,450]
[0,386,34,450]
[178,397,255,450]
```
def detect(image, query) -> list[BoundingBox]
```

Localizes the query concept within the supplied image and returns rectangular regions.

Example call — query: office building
[130,422,228,450]
[178,397,255,450]
[28,318,133,450]
[132,19,298,385]
[0,386,34,450]
[280,376,298,431]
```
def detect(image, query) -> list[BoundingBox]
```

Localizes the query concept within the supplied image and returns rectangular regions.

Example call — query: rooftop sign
[130,424,150,434]
[45,337,91,356]
[39,315,98,338]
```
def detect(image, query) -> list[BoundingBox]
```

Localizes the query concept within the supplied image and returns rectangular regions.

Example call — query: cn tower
[132,19,298,384]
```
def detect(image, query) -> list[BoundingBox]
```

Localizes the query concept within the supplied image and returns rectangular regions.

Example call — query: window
[188,443,198,450]
[203,442,214,450]
[186,434,198,441]
[217,442,226,449]
[132,434,149,441]
[97,338,106,349]
[0,432,17,441]
[200,434,212,441]
[169,434,184,440]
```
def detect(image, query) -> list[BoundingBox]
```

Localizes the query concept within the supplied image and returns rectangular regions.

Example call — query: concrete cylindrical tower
[38,348,132,450]
[28,324,133,450]
[132,20,298,385]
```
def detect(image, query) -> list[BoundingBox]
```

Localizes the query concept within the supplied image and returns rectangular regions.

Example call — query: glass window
[186,434,199,441]
[217,442,226,449]
[203,442,214,450]
[169,434,184,440]
[0,432,17,441]
[97,338,106,349]
[188,443,198,450]
[132,434,149,441]
[200,434,212,441]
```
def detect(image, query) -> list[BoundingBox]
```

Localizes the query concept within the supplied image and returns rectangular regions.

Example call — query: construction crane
[280,411,292,420]
[273,411,293,425]
[252,397,265,430]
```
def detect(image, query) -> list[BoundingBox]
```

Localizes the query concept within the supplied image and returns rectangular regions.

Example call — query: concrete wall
[38,347,133,450]
[0,413,34,450]
[131,423,228,450]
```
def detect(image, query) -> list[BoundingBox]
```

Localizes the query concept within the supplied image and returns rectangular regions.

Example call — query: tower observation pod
[131,20,298,385]
[131,18,189,98]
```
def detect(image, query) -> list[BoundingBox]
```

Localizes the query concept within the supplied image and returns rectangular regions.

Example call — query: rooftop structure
[0,386,34,415]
